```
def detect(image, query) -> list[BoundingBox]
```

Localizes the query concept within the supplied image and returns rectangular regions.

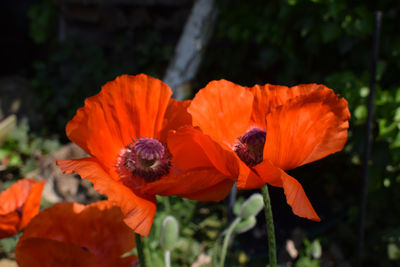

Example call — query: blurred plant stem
[136,234,146,267]
[219,217,241,267]
[164,250,171,267]
[262,184,277,267]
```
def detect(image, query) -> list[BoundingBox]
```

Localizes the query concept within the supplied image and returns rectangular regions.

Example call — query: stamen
[234,128,266,166]
[116,138,171,182]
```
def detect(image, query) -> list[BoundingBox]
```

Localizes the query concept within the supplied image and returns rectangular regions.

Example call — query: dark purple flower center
[234,128,266,167]
[116,138,171,182]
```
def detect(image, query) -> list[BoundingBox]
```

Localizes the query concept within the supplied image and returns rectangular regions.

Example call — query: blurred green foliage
[143,196,225,266]
[0,121,60,183]
[295,239,321,267]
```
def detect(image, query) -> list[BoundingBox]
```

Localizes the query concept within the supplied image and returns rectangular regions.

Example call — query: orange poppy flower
[180,80,350,221]
[0,178,45,239]
[16,201,137,267]
[57,74,235,236]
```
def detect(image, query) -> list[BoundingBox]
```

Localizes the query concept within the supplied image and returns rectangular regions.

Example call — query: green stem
[164,250,171,267]
[163,196,171,213]
[219,217,241,267]
[135,233,146,267]
[262,184,277,267]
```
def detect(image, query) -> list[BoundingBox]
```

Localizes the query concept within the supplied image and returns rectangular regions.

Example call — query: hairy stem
[164,250,171,267]
[262,184,277,267]
[135,233,146,267]
[219,217,241,267]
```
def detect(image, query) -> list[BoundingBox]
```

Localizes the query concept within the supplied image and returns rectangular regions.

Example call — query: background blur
[1,0,400,266]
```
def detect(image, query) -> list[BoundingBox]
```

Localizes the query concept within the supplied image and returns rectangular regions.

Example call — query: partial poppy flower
[180,80,350,221]
[16,201,137,267]
[57,74,235,236]
[0,178,45,239]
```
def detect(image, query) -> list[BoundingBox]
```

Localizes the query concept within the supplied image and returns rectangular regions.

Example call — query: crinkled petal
[188,80,254,147]
[66,74,172,173]
[253,160,320,221]
[248,83,326,128]
[263,88,350,170]
[57,158,156,236]
[159,99,192,143]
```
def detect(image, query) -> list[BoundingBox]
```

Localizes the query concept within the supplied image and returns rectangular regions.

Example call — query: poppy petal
[144,168,234,201]
[0,178,44,238]
[20,180,45,229]
[167,127,239,177]
[57,158,156,236]
[253,161,320,221]
[17,202,137,267]
[263,88,350,170]
[66,74,172,174]
[16,238,96,267]
[248,83,327,128]
[159,99,192,143]
[188,80,254,147]
[179,179,234,202]
[280,171,320,222]
[237,159,280,189]
[0,179,42,214]
[0,212,20,239]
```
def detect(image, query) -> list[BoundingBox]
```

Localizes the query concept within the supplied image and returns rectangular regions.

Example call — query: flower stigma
[116,137,171,182]
[234,128,266,167]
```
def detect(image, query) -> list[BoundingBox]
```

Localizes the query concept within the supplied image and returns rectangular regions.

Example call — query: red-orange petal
[280,171,320,221]
[0,178,44,238]
[16,201,137,267]
[57,158,156,236]
[16,238,96,267]
[237,159,280,189]
[144,168,234,202]
[142,126,238,201]
[159,99,192,143]
[248,83,327,129]
[167,127,239,176]
[253,160,320,221]
[0,212,20,239]
[66,74,172,174]
[188,80,254,147]
[179,179,234,202]
[20,180,45,229]
[263,88,350,170]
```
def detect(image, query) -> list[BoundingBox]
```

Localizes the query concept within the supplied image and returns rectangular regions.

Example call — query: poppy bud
[234,216,256,234]
[160,216,179,251]
[311,240,322,259]
[239,193,264,220]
